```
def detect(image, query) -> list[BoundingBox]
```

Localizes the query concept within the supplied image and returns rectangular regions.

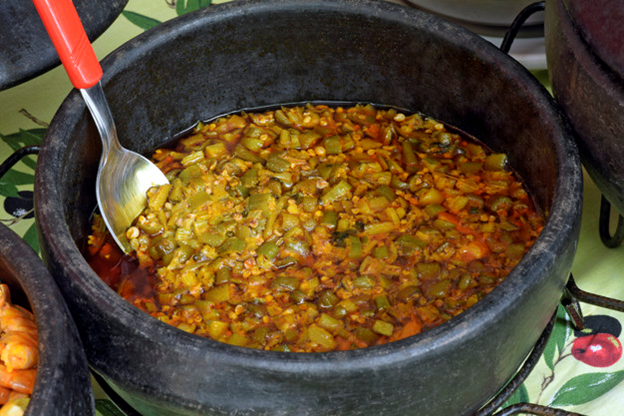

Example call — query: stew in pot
[86,103,544,352]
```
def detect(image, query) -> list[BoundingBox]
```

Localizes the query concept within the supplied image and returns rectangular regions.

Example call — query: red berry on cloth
[572,333,622,367]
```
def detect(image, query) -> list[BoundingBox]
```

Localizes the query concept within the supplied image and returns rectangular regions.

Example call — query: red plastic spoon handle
[33,0,103,89]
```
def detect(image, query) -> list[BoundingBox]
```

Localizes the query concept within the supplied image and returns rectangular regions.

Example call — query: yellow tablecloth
[0,1,622,415]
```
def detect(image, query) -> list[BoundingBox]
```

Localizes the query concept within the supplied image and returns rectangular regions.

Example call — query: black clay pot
[0,0,128,90]
[0,224,94,415]
[34,1,582,415]
[545,0,624,215]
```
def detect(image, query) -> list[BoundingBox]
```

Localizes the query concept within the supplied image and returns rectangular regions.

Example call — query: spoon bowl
[34,0,169,253]
[81,83,169,252]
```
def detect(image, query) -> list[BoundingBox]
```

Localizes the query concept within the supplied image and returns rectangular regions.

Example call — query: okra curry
[86,103,545,352]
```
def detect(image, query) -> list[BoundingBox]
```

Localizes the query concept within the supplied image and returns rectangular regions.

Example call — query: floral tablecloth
[0,1,622,415]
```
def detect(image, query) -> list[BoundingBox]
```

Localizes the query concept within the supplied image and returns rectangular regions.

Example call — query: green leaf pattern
[0,129,43,191]
[123,0,212,31]
[176,0,213,15]
[0,128,43,252]
[0,129,43,199]
[0,129,44,171]
[120,10,162,30]
[543,304,573,371]
[0,170,34,199]
[503,383,529,408]
[550,371,624,407]
[95,399,127,416]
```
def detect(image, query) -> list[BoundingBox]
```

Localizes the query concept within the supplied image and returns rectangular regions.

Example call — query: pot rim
[0,223,95,415]
[35,0,582,373]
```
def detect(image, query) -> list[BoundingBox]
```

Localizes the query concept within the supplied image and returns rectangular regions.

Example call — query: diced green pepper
[317,313,342,332]
[200,232,227,248]
[484,153,508,171]
[234,144,264,163]
[459,161,483,175]
[321,210,338,228]
[354,327,378,344]
[372,320,394,337]
[320,180,352,205]
[402,140,419,172]
[374,295,391,311]
[241,137,264,152]
[257,242,279,260]
[373,245,389,259]
[318,290,339,308]
[299,131,322,149]
[227,333,249,347]
[267,154,291,172]
[148,184,172,211]
[247,193,272,216]
[240,168,259,188]
[376,185,396,202]
[270,275,300,291]
[188,191,211,210]
[397,285,420,301]
[205,284,231,302]
[218,237,246,254]
[308,325,336,349]
[206,320,229,338]
[353,275,375,289]
[363,222,395,235]
[181,150,205,166]
[348,236,363,259]
[425,279,450,299]
[424,203,446,217]
[323,135,342,155]
[396,234,428,251]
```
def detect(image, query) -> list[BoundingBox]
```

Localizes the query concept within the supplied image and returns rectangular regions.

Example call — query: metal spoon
[33,0,169,253]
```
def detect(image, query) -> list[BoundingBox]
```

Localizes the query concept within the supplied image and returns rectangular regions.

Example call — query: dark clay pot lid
[0,0,128,91]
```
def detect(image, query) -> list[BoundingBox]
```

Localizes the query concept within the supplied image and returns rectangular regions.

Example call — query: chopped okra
[87,103,544,352]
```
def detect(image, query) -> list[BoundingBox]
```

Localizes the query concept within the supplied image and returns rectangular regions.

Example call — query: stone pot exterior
[35,1,582,415]
[0,224,94,415]
[545,0,624,215]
